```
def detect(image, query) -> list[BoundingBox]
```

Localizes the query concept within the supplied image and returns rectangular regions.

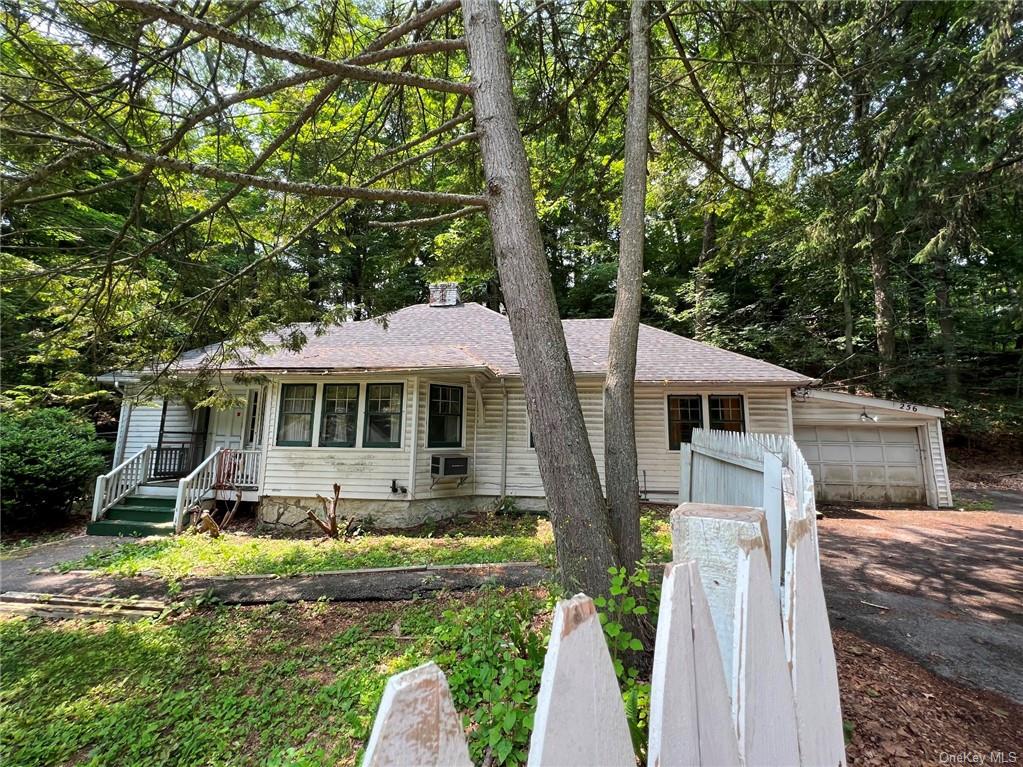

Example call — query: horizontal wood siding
[261,376,415,500]
[635,386,793,501]
[746,388,792,434]
[121,391,193,459]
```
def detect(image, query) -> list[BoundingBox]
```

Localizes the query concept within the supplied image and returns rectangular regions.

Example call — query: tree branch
[111,0,472,95]
[368,205,481,228]
[363,131,477,186]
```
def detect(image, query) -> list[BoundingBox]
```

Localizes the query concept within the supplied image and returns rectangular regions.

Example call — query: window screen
[363,383,403,447]
[428,384,463,448]
[277,384,315,446]
[709,394,745,433]
[320,384,359,447]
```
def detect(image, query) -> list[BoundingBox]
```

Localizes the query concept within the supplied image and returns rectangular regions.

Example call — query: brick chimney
[428,282,461,307]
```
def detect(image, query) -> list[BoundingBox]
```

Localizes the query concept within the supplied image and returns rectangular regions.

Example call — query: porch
[89,446,262,536]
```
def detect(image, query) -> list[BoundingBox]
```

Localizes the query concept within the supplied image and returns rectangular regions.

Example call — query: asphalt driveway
[818,502,1023,704]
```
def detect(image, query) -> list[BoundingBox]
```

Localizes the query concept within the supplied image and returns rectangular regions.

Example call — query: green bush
[0,408,108,526]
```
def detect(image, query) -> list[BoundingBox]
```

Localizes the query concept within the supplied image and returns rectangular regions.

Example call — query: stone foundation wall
[258,494,502,531]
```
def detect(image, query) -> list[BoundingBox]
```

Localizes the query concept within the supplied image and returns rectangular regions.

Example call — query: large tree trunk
[463,0,620,596]
[603,0,648,574]
[933,245,959,395]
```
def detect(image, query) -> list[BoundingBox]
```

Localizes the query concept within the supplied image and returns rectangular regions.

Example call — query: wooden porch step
[105,506,175,523]
[86,518,175,538]
[122,495,176,509]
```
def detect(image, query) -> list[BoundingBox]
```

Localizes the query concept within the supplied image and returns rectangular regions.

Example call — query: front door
[207,401,246,452]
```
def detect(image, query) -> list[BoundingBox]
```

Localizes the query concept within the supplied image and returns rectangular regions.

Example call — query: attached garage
[792,389,953,508]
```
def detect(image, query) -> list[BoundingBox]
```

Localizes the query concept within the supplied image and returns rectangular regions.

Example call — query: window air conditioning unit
[431,454,469,478]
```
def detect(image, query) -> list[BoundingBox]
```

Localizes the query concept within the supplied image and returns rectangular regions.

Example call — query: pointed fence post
[527,594,635,767]
[671,503,800,767]
[362,662,471,767]
[649,561,741,767]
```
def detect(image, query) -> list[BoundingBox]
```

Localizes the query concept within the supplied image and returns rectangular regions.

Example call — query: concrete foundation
[258,494,507,530]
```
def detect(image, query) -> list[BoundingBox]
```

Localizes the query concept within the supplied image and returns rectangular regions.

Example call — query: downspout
[500,379,508,497]
[407,376,419,500]
[470,375,486,497]
[113,380,132,465]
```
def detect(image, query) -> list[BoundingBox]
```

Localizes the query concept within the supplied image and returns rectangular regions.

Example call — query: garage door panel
[795,425,927,505]
[822,465,855,483]
[855,466,889,484]
[820,445,854,462]
[882,445,920,463]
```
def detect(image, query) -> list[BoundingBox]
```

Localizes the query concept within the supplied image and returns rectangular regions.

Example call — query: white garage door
[794,425,927,505]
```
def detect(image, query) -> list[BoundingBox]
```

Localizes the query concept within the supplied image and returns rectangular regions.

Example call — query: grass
[0,590,553,767]
[58,512,674,580]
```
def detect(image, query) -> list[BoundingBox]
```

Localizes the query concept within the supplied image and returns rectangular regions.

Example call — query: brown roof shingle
[175,302,812,385]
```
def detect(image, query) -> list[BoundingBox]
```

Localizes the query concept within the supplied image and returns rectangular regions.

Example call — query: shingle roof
[174,302,812,385]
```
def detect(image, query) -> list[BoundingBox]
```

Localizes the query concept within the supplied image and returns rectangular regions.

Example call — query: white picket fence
[362,430,846,767]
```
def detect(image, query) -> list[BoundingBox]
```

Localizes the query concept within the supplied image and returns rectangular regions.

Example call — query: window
[277,384,315,446]
[709,395,745,433]
[428,384,463,448]
[245,389,261,447]
[363,383,403,447]
[320,384,359,447]
[668,395,703,450]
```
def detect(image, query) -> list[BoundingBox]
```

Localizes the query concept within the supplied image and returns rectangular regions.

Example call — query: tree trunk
[869,218,896,381]
[933,246,959,395]
[694,130,723,342]
[603,0,648,574]
[463,0,620,596]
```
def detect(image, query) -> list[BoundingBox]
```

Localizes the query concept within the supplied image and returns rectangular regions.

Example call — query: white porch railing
[173,448,262,532]
[361,430,846,767]
[173,448,223,533]
[91,446,152,522]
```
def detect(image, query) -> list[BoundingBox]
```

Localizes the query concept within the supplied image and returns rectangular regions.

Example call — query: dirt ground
[835,629,1022,766]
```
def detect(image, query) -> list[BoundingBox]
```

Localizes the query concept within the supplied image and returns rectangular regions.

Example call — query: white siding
[635,386,793,502]
[119,390,193,460]
[261,376,416,501]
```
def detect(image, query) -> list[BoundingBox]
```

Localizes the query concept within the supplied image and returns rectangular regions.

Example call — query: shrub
[0,408,108,526]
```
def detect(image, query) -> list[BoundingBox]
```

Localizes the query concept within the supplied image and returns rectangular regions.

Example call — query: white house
[91,285,952,536]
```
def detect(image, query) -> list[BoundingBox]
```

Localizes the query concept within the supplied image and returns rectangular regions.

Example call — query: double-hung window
[363,383,403,448]
[277,384,316,446]
[428,384,463,448]
[320,384,359,447]
[667,395,703,450]
[709,395,745,432]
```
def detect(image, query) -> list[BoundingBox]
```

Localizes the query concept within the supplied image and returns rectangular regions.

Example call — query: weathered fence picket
[360,430,846,767]
[362,662,471,767]
[648,560,741,767]
[527,594,635,767]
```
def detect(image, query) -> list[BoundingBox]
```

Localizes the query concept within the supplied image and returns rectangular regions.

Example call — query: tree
[463,0,620,594]
[603,0,649,573]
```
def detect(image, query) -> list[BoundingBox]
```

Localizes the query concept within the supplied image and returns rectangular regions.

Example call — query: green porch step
[121,495,176,509]
[104,506,175,523]
[87,493,178,537]
[86,518,176,538]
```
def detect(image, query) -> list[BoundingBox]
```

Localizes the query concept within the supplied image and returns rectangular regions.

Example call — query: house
[91,284,952,536]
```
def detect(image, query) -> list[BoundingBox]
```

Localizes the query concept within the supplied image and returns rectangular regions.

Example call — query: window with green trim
[363,383,403,447]
[709,394,745,433]
[320,384,359,447]
[668,395,703,450]
[428,384,463,448]
[277,384,316,446]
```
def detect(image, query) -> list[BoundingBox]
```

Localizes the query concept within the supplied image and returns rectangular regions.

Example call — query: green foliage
[0,408,107,526]
[58,512,674,580]
[594,565,659,761]
[432,589,549,766]
[0,591,550,767]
